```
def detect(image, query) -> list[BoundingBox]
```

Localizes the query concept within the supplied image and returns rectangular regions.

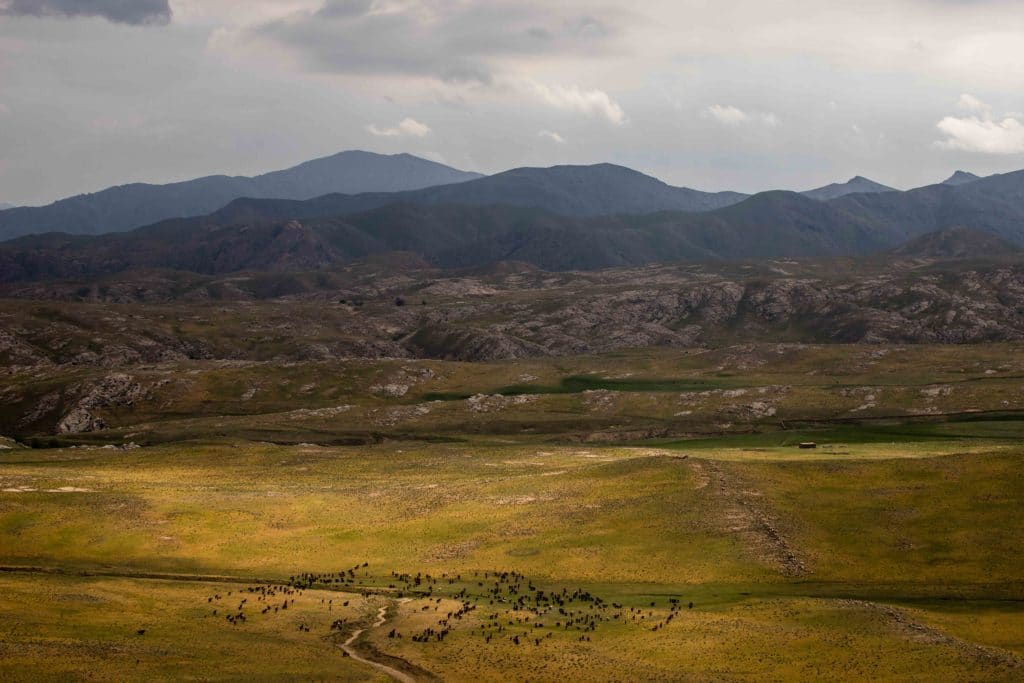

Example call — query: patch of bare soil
[427,540,481,561]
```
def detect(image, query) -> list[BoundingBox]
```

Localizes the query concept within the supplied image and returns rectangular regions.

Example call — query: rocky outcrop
[466,393,538,413]
[57,374,147,434]
[4,258,1024,367]
[405,325,548,361]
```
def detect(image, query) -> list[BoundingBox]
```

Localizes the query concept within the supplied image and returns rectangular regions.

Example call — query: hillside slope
[889,227,1022,259]
[833,169,1024,244]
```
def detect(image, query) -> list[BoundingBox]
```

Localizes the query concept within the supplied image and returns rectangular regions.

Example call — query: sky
[1,0,1024,206]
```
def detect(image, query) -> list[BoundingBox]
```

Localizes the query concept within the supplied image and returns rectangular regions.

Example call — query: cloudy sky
[1,0,1023,205]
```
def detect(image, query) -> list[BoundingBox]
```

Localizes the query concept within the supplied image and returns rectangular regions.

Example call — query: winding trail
[340,603,417,683]
[688,459,808,576]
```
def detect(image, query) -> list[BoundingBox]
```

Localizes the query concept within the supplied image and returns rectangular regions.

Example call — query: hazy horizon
[0,147,1000,209]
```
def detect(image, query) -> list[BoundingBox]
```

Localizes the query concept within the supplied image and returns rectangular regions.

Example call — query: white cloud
[936,116,1024,154]
[957,93,989,113]
[366,117,432,138]
[0,103,9,116]
[538,130,566,144]
[530,82,626,125]
[704,104,748,125]
[703,104,779,127]
[935,95,1024,154]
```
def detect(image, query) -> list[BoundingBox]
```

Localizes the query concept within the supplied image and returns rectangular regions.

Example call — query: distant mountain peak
[316,149,427,162]
[802,175,896,201]
[941,170,982,186]
[443,162,750,214]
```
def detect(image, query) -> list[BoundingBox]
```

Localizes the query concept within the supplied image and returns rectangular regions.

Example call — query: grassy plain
[2,345,1024,680]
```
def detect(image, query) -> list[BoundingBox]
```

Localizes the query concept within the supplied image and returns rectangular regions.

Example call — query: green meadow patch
[423,374,735,401]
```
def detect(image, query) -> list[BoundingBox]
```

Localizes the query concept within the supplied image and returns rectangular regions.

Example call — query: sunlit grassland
[0,574,378,682]
[371,595,1023,682]
[3,341,1024,679]
[2,570,1020,682]
[0,444,763,584]
[2,439,1023,591]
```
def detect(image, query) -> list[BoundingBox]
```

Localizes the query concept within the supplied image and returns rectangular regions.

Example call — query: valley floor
[2,345,1024,680]
[1,436,1023,681]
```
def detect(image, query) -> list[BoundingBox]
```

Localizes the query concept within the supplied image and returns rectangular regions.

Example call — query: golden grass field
[2,345,1024,680]
[2,439,1023,681]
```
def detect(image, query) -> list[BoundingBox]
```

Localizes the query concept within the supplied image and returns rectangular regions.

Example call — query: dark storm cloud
[0,0,171,25]
[256,0,619,83]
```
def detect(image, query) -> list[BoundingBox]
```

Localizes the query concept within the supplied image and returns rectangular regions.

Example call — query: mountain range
[3,167,1023,280]
[0,148,1020,281]
[0,158,753,241]
[182,162,751,229]
[0,151,482,240]
[2,150,968,242]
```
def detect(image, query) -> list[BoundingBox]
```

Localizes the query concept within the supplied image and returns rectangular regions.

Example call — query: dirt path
[340,604,418,683]
[844,599,1022,670]
[689,459,808,576]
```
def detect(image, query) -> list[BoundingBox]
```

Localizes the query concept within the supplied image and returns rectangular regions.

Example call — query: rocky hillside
[3,253,1024,371]
[5,249,1024,438]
